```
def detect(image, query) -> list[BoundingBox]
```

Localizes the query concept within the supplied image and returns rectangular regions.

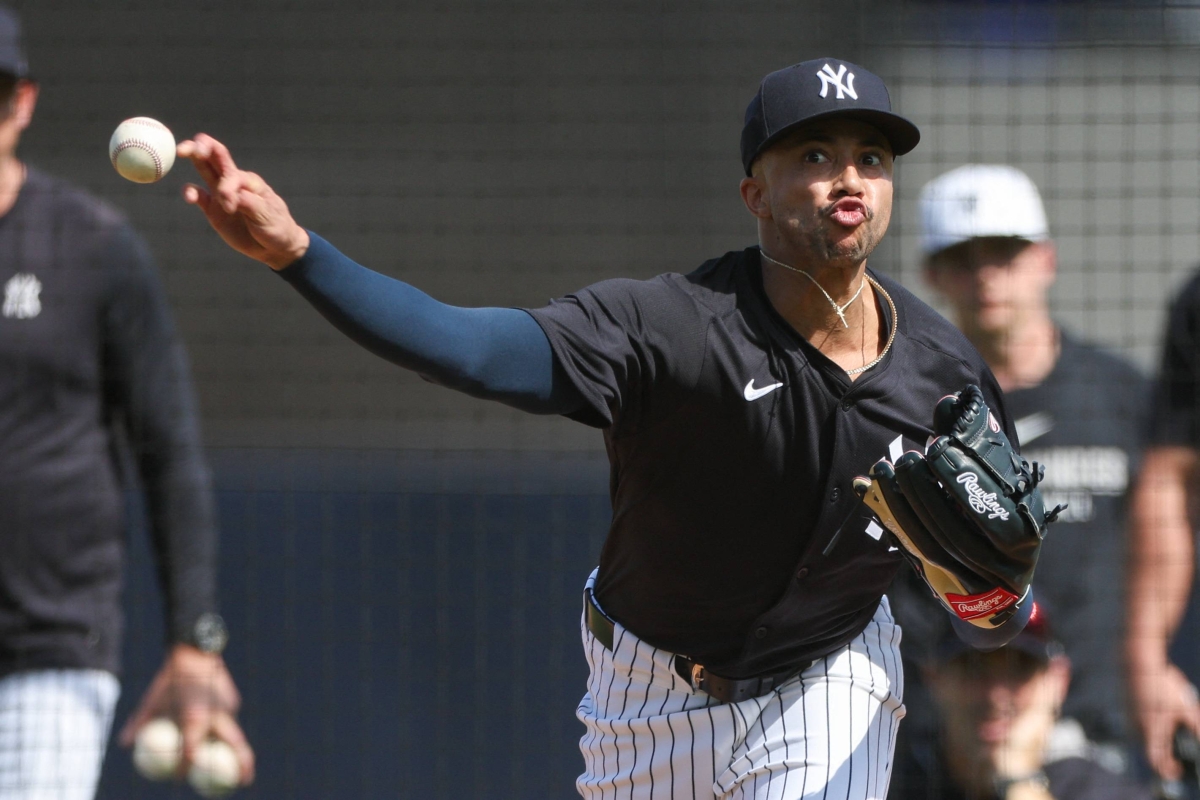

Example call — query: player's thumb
[182,184,223,224]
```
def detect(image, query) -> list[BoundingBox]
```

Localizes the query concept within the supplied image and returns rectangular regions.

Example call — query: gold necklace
[845,276,897,375]
[759,249,865,329]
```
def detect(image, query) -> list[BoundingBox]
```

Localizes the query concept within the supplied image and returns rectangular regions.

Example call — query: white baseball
[132,717,182,781]
[109,117,176,183]
[188,738,241,798]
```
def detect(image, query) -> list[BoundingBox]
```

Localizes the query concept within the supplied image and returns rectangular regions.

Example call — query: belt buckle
[689,662,705,691]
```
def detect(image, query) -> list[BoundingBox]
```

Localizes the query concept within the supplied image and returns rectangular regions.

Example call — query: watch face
[194,613,228,654]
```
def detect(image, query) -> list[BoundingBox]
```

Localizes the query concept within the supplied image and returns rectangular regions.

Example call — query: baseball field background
[5,1,1199,796]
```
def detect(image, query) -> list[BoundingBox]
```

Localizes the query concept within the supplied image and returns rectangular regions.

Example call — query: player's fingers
[118,705,153,748]
[179,136,224,189]
[1187,701,1200,735]
[200,134,241,179]
[214,173,248,214]
[236,187,273,223]
[241,171,269,197]
[210,713,255,783]
[177,713,209,776]
[1149,725,1184,781]
[182,183,211,209]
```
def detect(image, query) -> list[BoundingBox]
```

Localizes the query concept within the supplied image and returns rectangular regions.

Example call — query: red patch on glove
[946,587,1019,621]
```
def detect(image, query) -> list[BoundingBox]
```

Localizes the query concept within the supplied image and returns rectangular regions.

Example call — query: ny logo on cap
[816,63,857,100]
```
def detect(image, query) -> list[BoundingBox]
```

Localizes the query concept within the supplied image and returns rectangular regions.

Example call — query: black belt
[584,589,810,704]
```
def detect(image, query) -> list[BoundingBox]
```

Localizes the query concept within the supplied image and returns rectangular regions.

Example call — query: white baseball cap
[917,164,1049,257]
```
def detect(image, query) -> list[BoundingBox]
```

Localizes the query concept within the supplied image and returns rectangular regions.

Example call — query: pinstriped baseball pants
[576,570,906,800]
[0,669,120,800]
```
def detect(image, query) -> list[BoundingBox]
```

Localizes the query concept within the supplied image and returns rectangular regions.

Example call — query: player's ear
[739,174,771,220]
[1034,240,1057,280]
[11,80,38,131]
[1045,654,1071,706]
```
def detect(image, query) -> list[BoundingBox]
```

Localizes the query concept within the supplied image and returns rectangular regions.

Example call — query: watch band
[993,771,1049,798]
[186,612,229,654]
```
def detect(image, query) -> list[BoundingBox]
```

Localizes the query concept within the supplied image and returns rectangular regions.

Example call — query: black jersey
[527,247,1012,678]
[1010,335,1145,740]
[0,168,217,675]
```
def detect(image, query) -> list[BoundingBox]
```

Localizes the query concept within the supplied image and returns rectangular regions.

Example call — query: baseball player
[889,164,1148,792]
[0,8,252,798]
[177,59,1055,798]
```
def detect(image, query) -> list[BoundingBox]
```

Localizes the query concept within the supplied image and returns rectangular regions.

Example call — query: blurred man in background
[0,7,251,797]
[889,164,1147,794]
[1127,267,1200,787]
[907,603,1150,800]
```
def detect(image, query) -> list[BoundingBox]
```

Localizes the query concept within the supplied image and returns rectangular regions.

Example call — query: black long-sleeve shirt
[0,167,217,675]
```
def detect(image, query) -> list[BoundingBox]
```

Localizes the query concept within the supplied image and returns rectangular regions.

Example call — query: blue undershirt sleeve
[276,232,585,417]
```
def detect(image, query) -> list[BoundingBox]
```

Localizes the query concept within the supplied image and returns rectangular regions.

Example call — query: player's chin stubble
[794,204,887,267]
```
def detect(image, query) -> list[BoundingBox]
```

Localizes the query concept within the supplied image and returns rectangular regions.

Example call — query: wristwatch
[993,771,1049,798]
[185,612,229,655]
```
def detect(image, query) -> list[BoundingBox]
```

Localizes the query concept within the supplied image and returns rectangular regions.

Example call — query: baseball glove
[854,385,1064,629]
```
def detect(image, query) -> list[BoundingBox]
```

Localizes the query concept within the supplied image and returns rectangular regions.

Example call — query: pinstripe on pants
[0,669,120,800]
[576,570,906,800]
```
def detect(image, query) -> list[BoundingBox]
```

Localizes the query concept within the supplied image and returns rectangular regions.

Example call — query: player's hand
[1132,659,1200,780]
[989,678,1058,781]
[177,133,310,270]
[118,644,256,785]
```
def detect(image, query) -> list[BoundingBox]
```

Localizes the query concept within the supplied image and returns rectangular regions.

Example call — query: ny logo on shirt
[3,273,42,319]
[816,63,857,100]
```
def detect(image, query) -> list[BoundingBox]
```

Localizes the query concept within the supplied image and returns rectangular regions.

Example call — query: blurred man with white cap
[888,165,1148,797]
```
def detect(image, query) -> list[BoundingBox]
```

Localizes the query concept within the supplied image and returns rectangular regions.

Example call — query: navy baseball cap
[0,6,27,79]
[741,58,920,176]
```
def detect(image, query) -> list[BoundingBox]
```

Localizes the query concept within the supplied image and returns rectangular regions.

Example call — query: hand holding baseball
[178,134,310,270]
[119,645,255,787]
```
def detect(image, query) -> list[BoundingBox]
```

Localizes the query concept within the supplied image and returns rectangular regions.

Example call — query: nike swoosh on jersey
[1014,412,1054,445]
[744,379,784,401]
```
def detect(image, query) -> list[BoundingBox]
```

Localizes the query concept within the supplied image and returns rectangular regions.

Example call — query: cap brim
[755,108,921,167]
[935,630,1059,665]
[924,234,1044,259]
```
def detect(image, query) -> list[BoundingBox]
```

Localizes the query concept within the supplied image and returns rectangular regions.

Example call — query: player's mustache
[821,201,873,220]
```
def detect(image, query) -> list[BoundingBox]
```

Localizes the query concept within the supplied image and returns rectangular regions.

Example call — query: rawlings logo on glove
[957,472,1009,520]
[853,384,1064,629]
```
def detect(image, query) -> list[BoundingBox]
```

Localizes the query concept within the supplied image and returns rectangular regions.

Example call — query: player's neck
[0,155,25,219]
[760,254,886,378]
[966,314,1059,392]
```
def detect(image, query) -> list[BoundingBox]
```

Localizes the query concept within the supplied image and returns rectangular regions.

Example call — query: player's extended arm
[1128,445,1200,780]
[177,134,583,415]
[279,234,580,412]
